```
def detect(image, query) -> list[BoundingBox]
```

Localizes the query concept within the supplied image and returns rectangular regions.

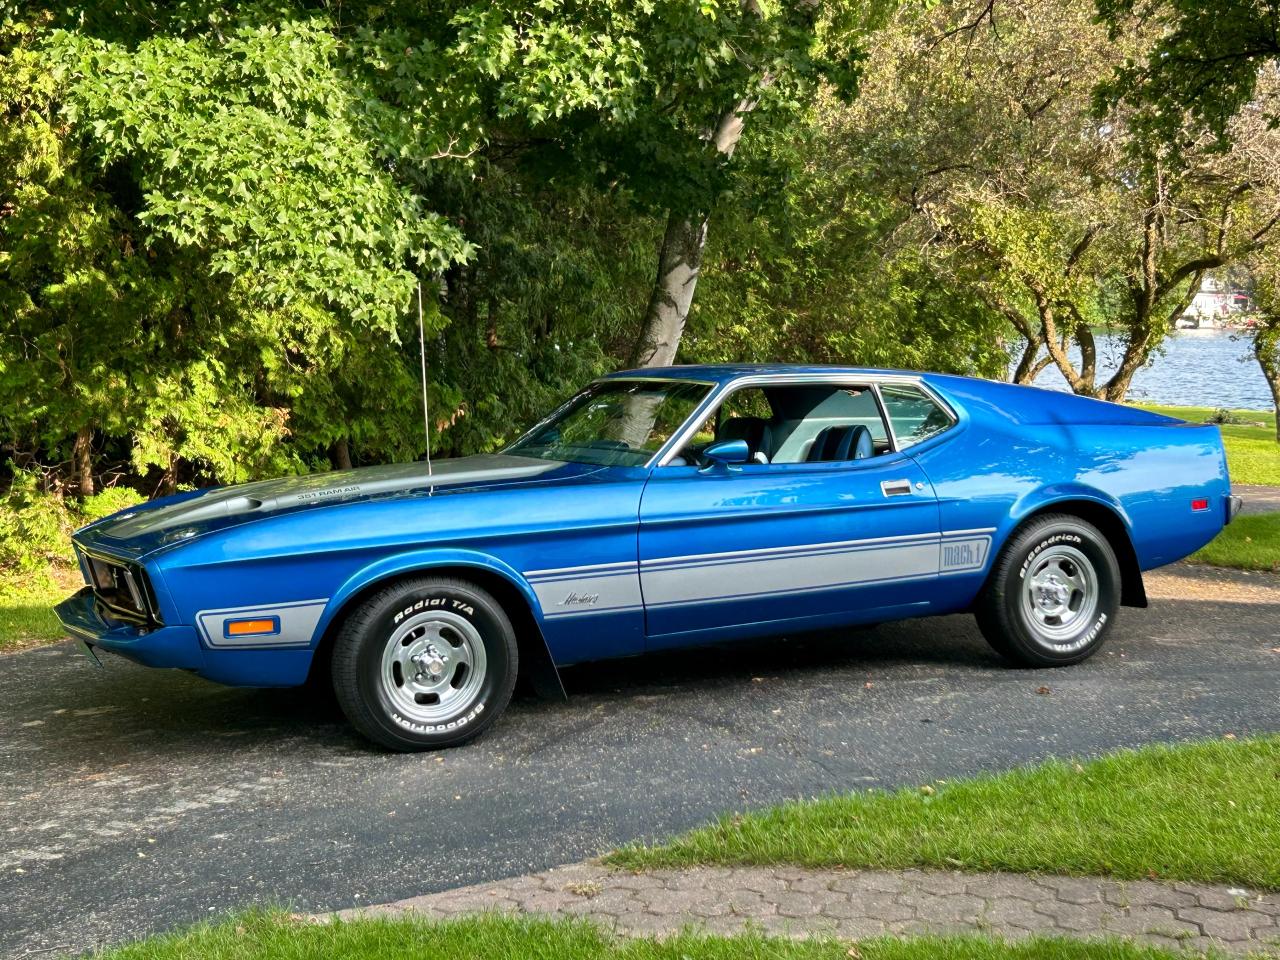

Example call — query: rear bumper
[54,587,205,670]
[1227,495,1243,524]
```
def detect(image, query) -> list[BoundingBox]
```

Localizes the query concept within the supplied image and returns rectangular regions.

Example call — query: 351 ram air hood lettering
[92,454,570,542]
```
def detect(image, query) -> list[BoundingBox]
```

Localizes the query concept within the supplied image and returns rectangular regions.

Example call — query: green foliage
[821,0,1280,400]
[0,0,1008,502]
[1095,0,1279,149]
[0,470,75,574]
[0,468,141,574]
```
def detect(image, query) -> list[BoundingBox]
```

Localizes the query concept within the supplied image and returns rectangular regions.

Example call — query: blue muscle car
[56,365,1241,750]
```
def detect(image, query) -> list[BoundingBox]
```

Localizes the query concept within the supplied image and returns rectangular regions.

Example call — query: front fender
[310,547,566,699]
[313,548,546,642]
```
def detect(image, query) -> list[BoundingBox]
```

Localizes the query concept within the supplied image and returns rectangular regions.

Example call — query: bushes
[0,469,141,578]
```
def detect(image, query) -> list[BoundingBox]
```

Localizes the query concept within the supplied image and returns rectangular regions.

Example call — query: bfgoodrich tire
[331,576,517,751]
[976,514,1121,667]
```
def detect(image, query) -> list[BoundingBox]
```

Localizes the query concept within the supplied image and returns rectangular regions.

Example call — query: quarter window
[878,383,953,448]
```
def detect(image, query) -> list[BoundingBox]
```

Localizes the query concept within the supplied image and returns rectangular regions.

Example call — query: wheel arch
[308,551,566,699]
[1006,494,1147,608]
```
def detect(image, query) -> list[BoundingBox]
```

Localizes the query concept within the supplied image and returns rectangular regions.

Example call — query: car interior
[671,384,897,467]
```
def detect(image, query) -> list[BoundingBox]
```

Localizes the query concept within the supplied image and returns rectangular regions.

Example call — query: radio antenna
[417,282,434,489]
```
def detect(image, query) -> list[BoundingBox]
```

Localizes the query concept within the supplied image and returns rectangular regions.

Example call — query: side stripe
[524,527,997,619]
[196,598,328,648]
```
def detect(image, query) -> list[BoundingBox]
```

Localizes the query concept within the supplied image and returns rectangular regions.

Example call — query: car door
[638,379,943,646]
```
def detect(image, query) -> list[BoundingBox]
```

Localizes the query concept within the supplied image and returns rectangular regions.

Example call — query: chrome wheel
[379,610,487,724]
[1020,545,1098,650]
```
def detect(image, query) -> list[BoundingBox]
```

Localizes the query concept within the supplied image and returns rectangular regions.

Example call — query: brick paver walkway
[331,862,1280,955]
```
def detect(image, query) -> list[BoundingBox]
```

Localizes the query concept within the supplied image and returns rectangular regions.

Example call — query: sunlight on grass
[609,738,1280,890]
[1191,513,1280,572]
[90,911,1199,960]
[0,570,75,652]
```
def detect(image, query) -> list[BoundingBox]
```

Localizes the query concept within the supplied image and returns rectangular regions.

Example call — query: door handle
[880,478,914,497]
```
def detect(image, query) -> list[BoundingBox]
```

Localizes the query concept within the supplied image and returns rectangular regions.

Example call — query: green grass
[1135,404,1280,485]
[88,911,1203,960]
[0,570,75,652]
[609,738,1280,890]
[1191,512,1280,572]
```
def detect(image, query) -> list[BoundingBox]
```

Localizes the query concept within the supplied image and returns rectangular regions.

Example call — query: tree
[1248,256,1280,441]
[827,0,1280,400]
[1096,0,1280,146]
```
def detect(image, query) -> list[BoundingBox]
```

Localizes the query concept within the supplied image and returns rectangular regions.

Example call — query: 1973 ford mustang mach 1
[57,365,1240,750]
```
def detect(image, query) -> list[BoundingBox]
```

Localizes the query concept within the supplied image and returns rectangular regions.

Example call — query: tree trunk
[330,437,353,471]
[73,425,94,497]
[1254,320,1280,443]
[629,93,760,368]
[1011,333,1051,384]
[629,213,710,368]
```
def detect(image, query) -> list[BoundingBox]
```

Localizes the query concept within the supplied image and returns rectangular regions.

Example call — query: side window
[768,386,889,464]
[673,384,894,466]
[680,388,774,463]
[878,383,953,448]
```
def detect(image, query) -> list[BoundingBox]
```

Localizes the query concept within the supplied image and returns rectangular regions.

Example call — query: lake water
[1027,329,1274,410]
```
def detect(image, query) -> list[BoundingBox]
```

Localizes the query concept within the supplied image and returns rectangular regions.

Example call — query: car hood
[81,454,580,554]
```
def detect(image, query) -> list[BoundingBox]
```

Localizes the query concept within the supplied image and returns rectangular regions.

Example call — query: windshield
[506,379,713,467]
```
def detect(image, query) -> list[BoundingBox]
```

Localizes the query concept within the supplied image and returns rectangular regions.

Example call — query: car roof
[602,364,929,386]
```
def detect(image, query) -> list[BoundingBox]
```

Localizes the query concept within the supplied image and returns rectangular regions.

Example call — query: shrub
[0,470,143,578]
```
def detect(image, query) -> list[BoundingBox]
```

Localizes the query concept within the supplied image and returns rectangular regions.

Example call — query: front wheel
[331,576,518,751]
[976,514,1121,667]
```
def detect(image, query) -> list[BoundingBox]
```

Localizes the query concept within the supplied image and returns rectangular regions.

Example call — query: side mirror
[701,438,751,467]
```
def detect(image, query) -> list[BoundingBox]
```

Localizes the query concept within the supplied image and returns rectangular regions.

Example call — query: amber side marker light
[224,617,280,638]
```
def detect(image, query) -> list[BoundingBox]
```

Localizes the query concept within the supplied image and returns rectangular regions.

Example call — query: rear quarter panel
[913,377,1229,612]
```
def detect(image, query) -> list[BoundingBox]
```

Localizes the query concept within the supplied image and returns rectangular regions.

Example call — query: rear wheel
[976,514,1120,667]
[331,576,517,751]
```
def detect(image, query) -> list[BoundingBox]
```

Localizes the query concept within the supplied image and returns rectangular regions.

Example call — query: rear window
[878,383,954,448]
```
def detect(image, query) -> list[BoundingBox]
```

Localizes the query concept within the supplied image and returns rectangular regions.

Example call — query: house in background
[1178,276,1253,328]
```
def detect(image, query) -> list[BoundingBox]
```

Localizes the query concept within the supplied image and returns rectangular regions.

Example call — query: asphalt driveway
[2,563,1278,958]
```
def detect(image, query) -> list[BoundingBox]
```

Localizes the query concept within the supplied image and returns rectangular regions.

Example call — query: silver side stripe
[642,539,940,609]
[196,599,328,648]
[530,569,644,620]
[525,559,637,579]
[526,528,997,619]
[639,531,939,569]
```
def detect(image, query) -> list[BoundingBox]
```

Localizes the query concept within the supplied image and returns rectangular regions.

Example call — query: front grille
[81,551,162,628]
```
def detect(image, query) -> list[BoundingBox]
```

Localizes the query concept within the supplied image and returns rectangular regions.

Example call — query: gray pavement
[1,563,1278,958]
[1236,484,1280,516]
[336,861,1280,956]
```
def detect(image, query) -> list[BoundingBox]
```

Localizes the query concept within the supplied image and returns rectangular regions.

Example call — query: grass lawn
[90,912,1202,960]
[1135,404,1280,486]
[608,737,1280,890]
[0,569,77,652]
[1191,512,1280,572]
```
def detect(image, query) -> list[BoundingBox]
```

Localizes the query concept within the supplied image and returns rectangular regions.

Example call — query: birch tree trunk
[629,96,759,368]
[630,214,710,368]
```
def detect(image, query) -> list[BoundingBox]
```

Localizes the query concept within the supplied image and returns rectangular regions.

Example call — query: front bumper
[54,587,206,670]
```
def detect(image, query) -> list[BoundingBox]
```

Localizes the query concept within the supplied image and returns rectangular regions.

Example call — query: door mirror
[701,438,751,466]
